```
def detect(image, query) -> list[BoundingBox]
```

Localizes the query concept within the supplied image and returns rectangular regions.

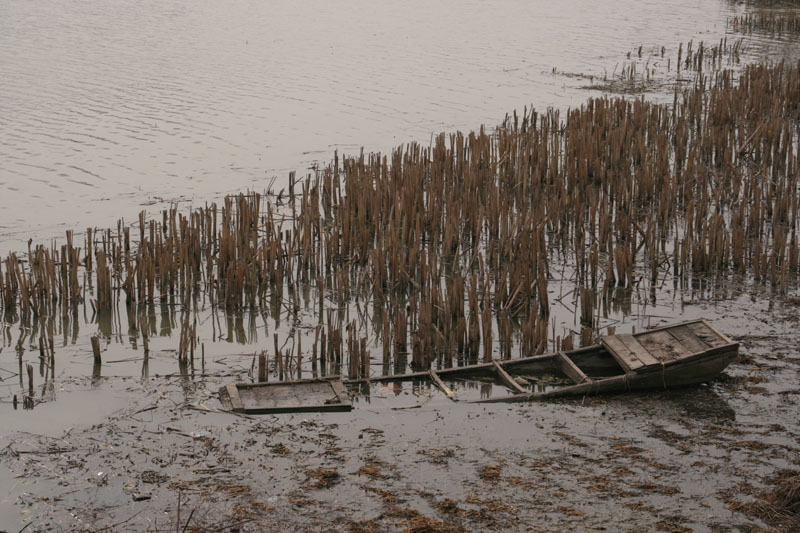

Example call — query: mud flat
[1,308,798,531]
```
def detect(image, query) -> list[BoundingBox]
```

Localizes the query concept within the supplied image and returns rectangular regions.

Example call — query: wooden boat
[346,319,738,403]
[218,319,737,412]
[474,318,739,403]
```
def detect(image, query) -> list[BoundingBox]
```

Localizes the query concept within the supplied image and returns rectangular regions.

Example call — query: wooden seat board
[556,352,590,384]
[493,361,528,393]
[604,334,661,370]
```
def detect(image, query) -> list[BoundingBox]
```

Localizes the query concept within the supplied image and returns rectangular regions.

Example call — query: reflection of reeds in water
[2,61,800,382]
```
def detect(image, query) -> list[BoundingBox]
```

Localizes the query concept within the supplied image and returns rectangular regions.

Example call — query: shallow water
[0,0,765,253]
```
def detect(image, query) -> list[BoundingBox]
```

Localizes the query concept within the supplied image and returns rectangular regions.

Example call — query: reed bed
[732,13,800,36]
[2,61,800,382]
[596,37,746,94]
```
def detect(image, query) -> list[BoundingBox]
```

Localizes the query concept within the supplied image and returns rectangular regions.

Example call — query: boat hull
[476,344,738,403]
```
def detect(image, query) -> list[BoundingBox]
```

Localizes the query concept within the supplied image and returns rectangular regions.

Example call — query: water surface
[0,0,753,252]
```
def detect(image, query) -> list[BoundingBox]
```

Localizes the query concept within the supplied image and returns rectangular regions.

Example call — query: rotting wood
[492,361,527,393]
[617,334,660,367]
[429,369,456,400]
[225,384,244,412]
[555,351,590,384]
[219,378,351,414]
[216,320,737,412]
[666,325,710,353]
[637,330,692,362]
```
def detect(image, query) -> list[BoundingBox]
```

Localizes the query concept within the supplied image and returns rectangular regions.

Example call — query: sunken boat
[472,318,739,403]
[219,319,738,412]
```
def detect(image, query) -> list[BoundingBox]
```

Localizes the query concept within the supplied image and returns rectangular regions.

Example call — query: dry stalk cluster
[2,61,800,380]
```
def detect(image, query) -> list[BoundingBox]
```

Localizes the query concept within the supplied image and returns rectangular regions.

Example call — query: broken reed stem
[90,336,101,365]
[258,351,267,382]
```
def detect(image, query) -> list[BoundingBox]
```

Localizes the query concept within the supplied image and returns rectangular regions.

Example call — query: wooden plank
[666,325,710,354]
[555,352,589,384]
[225,379,352,414]
[492,361,527,394]
[621,318,702,336]
[248,384,293,408]
[330,380,351,406]
[687,321,726,347]
[637,330,692,363]
[602,335,644,372]
[617,334,660,367]
[700,319,736,345]
[428,370,456,400]
[226,384,244,412]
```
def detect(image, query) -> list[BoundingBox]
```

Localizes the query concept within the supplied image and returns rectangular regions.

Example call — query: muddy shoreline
[2,319,798,531]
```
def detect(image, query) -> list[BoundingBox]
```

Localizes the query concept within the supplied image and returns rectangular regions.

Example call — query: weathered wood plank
[700,319,736,346]
[226,384,244,412]
[618,334,660,367]
[330,380,351,406]
[602,335,644,371]
[429,370,456,400]
[666,325,710,354]
[222,379,351,414]
[492,361,527,394]
[687,321,726,347]
[555,352,590,384]
[637,330,692,363]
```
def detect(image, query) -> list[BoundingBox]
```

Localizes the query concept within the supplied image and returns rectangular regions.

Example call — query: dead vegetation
[732,12,800,36]
[4,60,800,390]
[728,470,800,531]
[306,467,341,489]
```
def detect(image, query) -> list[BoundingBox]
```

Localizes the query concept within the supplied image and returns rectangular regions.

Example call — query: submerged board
[218,378,351,414]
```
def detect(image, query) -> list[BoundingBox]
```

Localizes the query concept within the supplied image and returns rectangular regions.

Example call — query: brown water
[0,0,765,254]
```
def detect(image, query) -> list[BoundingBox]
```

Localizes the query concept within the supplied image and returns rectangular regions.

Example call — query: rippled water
[0,0,761,253]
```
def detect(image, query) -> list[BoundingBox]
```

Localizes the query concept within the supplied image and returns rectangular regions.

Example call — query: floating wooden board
[218,378,351,414]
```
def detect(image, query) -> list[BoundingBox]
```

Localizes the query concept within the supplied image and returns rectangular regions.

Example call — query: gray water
[0,0,753,254]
